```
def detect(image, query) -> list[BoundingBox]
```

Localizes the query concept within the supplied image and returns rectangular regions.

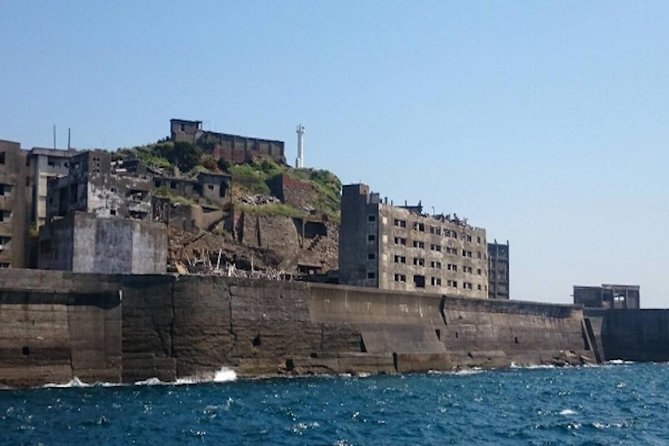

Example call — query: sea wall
[600,309,669,361]
[0,269,594,387]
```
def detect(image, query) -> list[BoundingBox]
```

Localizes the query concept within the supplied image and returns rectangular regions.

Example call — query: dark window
[0,152,5,164]
[368,253,376,260]
[110,209,117,216]
[367,234,376,242]
[413,274,426,288]
[367,272,376,279]
[368,215,376,222]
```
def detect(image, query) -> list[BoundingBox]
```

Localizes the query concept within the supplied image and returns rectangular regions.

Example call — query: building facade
[488,241,510,299]
[339,184,489,298]
[573,284,640,309]
[0,140,31,268]
[27,147,79,228]
[46,150,153,222]
[38,212,166,274]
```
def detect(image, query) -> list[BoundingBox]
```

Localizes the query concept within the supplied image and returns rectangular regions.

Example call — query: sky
[2,1,669,306]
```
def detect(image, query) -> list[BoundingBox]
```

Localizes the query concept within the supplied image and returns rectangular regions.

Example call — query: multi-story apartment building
[488,240,510,299]
[339,183,489,298]
[0,140,31,268]
[27,147,79,228]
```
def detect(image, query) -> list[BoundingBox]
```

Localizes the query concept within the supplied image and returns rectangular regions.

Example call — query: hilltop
[115,138,341,279]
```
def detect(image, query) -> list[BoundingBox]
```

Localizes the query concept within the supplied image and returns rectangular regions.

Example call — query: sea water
[2,362,669,445]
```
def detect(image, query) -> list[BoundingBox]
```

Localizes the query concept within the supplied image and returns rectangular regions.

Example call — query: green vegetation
[119,139,342,220]
[153,186,196,206]
[237,203,306,218]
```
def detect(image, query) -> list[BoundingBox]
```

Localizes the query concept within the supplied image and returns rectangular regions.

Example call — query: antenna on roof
[68,128,71,150]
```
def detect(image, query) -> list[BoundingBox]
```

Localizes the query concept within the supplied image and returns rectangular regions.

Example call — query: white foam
[560,409,577,416]
[174,367,238,385]
[42,377,91,389]
[607,359,635,365]
[510,363,557,370]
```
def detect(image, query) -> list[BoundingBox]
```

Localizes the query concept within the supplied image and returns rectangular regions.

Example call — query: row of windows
[391,274,485,291]
[390,218,483,244]
[391,237,485,259]
[392,256,483,275]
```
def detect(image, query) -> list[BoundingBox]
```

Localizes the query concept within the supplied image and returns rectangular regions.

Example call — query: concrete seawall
[0,270,594,388]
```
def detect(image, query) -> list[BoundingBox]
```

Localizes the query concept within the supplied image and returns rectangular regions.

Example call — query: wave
[607,359,635,365]
[36,367,238,389]
[559,409,577,416]
[510,363,557,370]
[428,368,483,376]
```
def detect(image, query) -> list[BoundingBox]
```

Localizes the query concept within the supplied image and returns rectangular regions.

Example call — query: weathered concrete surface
[0,269,121,387]
[600,309,669,361]
[0,269,595,387]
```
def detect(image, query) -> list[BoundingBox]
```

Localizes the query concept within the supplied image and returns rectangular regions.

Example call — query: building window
[413,241,425,249]
[413,275,426,288]
[394,219,406,228]
[413,257,425,266]
[447,280,458,288]
[477,251,482,259]
[430,244,441,252]
[451,231,457,239]
[430,261,442,269]
[0,152,5,164]
[477,236,481,244]
[478,284,482,290]
[431,277,442,286]
[110,209,117,216]
[368,215,376,222]
[477,268,482,275]
[394,237,407,246]
[367,272,376,279]
[394,255,406,264]
[413,222,425,232]
[368,253,376,260]
[367,234,376,242]
[394,273,407,282]
[447,264,457,271]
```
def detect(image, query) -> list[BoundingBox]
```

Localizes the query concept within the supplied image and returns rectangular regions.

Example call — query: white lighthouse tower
[295,124,305,168]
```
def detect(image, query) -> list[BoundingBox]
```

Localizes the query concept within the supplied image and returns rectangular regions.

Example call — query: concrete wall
[38,213,167,274]
[0,269,596,387]
[600,309,669,361]
[0,269,121,387]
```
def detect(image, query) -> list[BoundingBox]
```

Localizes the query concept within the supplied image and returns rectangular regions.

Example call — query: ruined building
[38,150,166,274]
[170,118,286,165]
[27,147,79,228]
[339,184,489,298]
[488,241,510,299]
[574,284,640,309]
[0,140,31,268]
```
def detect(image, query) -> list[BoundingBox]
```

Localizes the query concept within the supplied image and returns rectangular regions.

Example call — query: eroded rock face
[0,270,595,388]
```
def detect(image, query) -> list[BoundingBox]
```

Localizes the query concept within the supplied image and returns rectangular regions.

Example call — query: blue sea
[2,362,669,445]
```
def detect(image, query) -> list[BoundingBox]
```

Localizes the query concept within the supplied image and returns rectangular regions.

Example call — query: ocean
[2,362,668,445]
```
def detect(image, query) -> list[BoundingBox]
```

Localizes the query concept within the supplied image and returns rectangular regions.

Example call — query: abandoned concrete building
[46,150,153,222]
[488,240,510,299]
[339,183,489,298]
[574,284,640,309]
[38,212,167,274]
[170,118,286,165]
[27,147,80,228]
[0,140,31,268]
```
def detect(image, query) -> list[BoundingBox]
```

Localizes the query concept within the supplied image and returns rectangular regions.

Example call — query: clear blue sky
[3,2,669,306]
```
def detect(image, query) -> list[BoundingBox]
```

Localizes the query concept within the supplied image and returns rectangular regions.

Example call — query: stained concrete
[0,269,596,387]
